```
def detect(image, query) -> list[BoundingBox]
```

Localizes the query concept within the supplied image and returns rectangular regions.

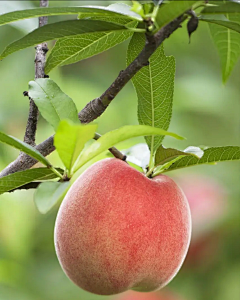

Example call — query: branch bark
[94,133,126,161]
[22,0,49,147]
[0,15,186,178]
[78,16,185,123]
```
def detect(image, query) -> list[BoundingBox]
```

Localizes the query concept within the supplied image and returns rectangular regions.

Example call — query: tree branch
[94,133,126,161]
[0,15,186,178]
[22,0,49,147]
[78,15,185,123]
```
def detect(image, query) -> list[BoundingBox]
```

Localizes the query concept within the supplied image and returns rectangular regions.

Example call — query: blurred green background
[0,1,239,300]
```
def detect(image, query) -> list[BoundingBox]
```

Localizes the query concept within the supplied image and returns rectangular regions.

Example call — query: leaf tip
[176,134,186,140]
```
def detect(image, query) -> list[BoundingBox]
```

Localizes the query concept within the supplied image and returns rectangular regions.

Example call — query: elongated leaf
[77,12,140,29]
[200,16,240,33]
[165,146,240,172]
[0,5,141,27]
[106,3,142,20]
[155,1,197,30]
[45,19,137,73]
[73,125,184,173]
[206,14,240,82]
[28,79,79,131]
[0,19,128,60]
[153,156,186,175]
[54,120,97,172]
[0,1,36,33]
[202,1,240,14]
[78,14,131,25]
[127,33,175,153]
[34,181,70,214]
[0,168,63,195]
[0,131,51,167]
[155,145,203,166]
[131,1,145,17]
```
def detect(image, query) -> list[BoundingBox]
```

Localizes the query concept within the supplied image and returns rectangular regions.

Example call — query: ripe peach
[54,158,191,295]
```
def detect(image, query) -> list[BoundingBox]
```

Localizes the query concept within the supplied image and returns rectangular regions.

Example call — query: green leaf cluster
[0,3,144,69]
[0,1,240,214]
[45,19,138,73]
[1,0,240,81]
[0,77,184,213]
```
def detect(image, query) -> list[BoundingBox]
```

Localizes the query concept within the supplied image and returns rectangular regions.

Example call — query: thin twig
[0,15,186,178]
[94,133,126,161]
[22,0,49,147]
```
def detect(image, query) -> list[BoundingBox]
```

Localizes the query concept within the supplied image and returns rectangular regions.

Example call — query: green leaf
[155,145,203,166]
[73,125,184,173]
[0,168,63,195]
[45,19,137,73]
[34,181,70,214]
[77,11,140,29]
[77,9,140,27]
[206,14,240,82]
[142,2,155,15]
[155,1,197,30]
[153,156,186,175]
[28,79,79,131]
[54,120,97,173]
[127,33,175,153]
[0,19,128,60]
[201,1,240,14]
[200,16,240,33]
[78,14,130,25]
[0,7,83,27]
[102,3,143,20]
[0,131,51,167]
[0,1,36,33]
[164,146,240,172]
[131,1,145,18]
[0,5,142,27]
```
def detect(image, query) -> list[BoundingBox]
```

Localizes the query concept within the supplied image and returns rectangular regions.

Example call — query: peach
[54,158,191,295]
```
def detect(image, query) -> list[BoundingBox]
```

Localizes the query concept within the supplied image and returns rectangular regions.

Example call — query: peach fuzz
[54,158,191,295]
